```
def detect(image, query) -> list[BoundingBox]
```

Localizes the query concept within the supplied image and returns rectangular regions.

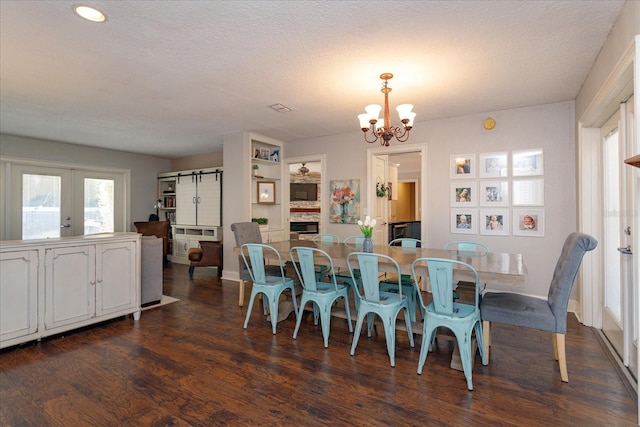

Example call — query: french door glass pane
[22,174,61,239]
[603,130,621,323]
[84,178,114,235]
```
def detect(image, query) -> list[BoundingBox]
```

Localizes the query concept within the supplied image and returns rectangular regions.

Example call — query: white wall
[0,134,171,230]
[286,101,576,299]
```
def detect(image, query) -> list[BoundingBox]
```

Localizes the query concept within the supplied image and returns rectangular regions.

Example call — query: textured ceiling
[0,1,626,159]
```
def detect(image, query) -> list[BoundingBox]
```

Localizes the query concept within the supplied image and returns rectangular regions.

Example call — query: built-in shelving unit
[250,137,284,242]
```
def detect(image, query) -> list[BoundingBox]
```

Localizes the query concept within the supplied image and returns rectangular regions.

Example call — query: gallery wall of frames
[450,149,544,237]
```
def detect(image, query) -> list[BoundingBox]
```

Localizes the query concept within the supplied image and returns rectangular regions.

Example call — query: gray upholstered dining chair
[231,222,281,307]
[480,232,597,382]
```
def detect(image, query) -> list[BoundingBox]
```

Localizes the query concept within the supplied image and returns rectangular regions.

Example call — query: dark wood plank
[0,263,636,426]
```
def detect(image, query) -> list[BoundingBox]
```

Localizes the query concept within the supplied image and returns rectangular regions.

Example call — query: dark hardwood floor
[1,263,637,426]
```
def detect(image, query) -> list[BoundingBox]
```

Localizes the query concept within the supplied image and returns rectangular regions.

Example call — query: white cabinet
[0,250,39,343]
[175,169,222,227]
[0,233,141,349]
[260,229,285,243]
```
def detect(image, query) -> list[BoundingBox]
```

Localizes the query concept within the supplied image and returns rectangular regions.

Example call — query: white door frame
[283,154,326,232]
[367,143,428,243]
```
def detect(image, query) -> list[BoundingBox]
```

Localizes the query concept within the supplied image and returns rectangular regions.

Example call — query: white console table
[0,233,141,349]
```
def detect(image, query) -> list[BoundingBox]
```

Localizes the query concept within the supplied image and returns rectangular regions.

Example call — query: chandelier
[357,73,416,146]
[298,163,309,176]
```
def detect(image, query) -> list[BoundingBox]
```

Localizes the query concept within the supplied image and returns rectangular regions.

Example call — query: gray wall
[0,133,171,231]
[285,101,576,299]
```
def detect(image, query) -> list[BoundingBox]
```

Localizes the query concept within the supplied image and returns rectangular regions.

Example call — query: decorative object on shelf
[298,163,309,176]
[252,217,269,230]
[376,181,390,198]
[357,215,376,253]
[357,73,416,146]
[252,164,259,176]
[256,181,276,204]
[259,148,270,160]
[270,149,280,163]
[330,179,360,224]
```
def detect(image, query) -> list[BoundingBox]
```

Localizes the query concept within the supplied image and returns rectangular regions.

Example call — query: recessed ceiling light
[73,5,107,23]
[269,103,293,113]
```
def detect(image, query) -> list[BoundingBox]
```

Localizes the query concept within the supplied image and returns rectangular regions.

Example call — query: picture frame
[513,208,545,237]
[450,182,477,207]
[256,181,276,204]
[512,148,544,176]
[450,154,476,179]
[512,178,544,206]
[259,148,270,161]
[480,208,510,236]
[479,180,509,206]
[330,179,360,224]
[253,146,261,159]
[479,152,508,178]
[451,208,478,234]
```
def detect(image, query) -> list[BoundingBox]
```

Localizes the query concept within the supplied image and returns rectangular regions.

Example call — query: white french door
[9,163,125,240]
[601,97,637,379]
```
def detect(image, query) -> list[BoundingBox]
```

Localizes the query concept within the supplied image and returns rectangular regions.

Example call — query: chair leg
[482,320,491,362]
[243,289,259,329]
[188,266,195,279]
[238,280,246,307]
[350,310,367,356]
[293,297,310,340]
[456,331,474,391]
[555,333,569,382]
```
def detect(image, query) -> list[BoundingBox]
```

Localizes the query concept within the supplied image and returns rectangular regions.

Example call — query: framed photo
[253,146,261,159]
[479,152,508,178]
[451,208,478,234]
[512,179,544,206]
[513,208,545,237]
[256,181,276,204]
[450,182,477,207]
[479,180,509,206]
[480,209,509,236]
[259,148,270,161]
[512,149,544,176]
[450,154,476,179]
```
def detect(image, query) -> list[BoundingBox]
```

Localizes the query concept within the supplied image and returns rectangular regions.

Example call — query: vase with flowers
[357,215,376,253]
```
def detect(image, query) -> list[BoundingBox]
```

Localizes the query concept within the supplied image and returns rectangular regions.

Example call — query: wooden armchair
[188,241,223,279]
[134,221,170,265]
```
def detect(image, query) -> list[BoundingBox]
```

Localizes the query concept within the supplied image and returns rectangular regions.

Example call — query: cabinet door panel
[45,246,95,329]
[175,176,197,224]
[0,250,39,340]
[197,173,221,226]
[96,241,137,316]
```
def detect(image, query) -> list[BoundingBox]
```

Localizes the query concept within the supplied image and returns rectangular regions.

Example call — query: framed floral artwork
[450,154,476,179]
[479,152,508,178]
[513,208,545,237]
[512,148,544,176]
[450,182,477,207]
[451,208,477,234]
[479,180,509,206]
[480,208,509,236]
[330,179,360,224]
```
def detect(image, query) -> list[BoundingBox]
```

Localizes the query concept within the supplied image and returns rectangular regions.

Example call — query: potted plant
[252,164,259,177]
[251,217,269,230]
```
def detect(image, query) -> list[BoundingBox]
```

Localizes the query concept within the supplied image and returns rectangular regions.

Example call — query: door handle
[617,246,633,255]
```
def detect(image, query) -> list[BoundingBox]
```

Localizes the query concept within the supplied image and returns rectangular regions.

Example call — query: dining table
[262,238,526,286]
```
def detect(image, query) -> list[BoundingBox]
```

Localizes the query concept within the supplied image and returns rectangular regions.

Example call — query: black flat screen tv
[290,183,318,201]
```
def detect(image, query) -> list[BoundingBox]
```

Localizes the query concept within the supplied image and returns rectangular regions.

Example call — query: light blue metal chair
[333,236,365,310]
[379,238,424,322]
[310,234,339,281]
[412,257,487,390]
[348,252,415,367]
[241,243,299,334]
[290,246,353,348]
[444,241,490,302]
[444,241,490,255]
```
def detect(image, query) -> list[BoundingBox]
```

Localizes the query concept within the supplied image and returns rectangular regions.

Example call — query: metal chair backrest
[290,246,338,292]
[389,238,423,248]
[347,252,403,302]
[444,241,490,256]
[312,234,340,245]
[240,243,286,284]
